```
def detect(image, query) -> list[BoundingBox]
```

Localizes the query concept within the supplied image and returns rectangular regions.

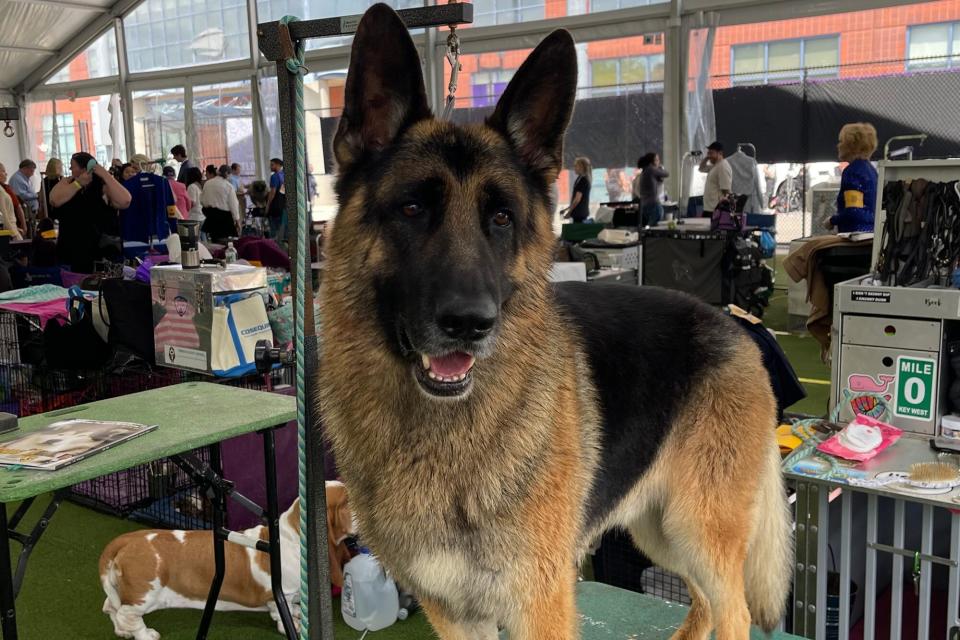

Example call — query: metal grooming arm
[257,5,473,638]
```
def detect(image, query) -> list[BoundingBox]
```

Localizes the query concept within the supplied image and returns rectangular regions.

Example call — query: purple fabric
[0,298,68,329]
[60,270,89,289]
[135,255,167,283]
[234,237,291,271]
[221,385,338,530]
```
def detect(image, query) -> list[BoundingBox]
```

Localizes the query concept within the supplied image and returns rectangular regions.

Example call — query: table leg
[0,505,17,640]
[263,427,297,639]
[197,443,226,640]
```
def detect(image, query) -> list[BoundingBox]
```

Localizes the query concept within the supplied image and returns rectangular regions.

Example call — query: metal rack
[257,6,474,638]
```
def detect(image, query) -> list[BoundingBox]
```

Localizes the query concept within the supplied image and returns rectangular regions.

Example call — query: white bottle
[224,241,238,264]
[341,549,399,632]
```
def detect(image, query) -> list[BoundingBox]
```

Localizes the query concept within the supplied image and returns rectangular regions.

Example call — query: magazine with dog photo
[0,420,158,471]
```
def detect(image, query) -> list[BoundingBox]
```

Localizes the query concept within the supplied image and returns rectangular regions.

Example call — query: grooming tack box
[832,279,957,436]
[150,264,268,375]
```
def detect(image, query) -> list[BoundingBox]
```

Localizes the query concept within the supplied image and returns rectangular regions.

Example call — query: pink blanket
[0,298,69,329]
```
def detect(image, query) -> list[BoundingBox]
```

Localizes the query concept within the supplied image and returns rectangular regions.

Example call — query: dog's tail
[99,539,125,613]
[744,437,793,632]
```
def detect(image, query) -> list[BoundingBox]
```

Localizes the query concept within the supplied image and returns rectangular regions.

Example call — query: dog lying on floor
[326,480,356,593]
[99,499,302,640]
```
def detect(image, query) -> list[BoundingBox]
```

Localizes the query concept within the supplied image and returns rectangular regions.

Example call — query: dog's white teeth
[428,371,438,381]
[421,354,431,370]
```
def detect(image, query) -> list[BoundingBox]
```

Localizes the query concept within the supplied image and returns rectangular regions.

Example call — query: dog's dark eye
[492,210,513,227]
[401,203,421,217]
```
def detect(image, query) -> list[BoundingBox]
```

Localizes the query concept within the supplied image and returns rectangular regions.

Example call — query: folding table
[0,382,297,640]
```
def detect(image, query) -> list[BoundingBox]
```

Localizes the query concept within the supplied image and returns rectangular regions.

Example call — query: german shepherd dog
[320,5,792,638]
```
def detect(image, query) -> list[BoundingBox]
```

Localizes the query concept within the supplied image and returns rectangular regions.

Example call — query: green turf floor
[8,267,828,639]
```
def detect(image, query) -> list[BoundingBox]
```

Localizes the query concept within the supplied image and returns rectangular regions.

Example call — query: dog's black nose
[437,299,497,342]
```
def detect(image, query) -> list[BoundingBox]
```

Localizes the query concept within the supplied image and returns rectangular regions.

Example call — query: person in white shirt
[0,172,23,240]
[183,167,204,223]
[698,141,733,216]
[200,164,240,241]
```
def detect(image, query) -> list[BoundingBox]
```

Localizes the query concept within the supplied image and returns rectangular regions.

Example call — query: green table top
[0,382,296,503]
[575,582,800,639]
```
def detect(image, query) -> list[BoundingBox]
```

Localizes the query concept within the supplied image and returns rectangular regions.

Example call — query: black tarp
[713,68,960,163]
[312,68,960,171]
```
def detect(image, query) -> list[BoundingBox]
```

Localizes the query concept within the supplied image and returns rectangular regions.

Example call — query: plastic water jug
[341,549,399,631]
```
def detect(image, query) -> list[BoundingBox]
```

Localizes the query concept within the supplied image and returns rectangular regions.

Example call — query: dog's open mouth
[413,352,476,397]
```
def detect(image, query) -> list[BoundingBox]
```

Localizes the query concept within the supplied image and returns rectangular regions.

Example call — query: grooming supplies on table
[817,414,902,462]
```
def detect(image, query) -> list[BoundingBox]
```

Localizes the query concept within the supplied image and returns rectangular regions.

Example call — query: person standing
[10,160,39,229]
[171,145,194,184]
[184,167,205,224]
[0,167,26,237]
[229,162,246,215]
[562,157,592,223]
[163,166,192,219]
[828,122,878,233]
[605,168,625,203]
[266,158,286,240]
[0,165,23,240]
[49,152,131,273]
[42,158,64,219]
[698,141,732,218]
[200,164,240,240]
[635,152,669,226]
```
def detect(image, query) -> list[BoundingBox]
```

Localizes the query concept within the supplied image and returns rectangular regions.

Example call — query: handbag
[210,292,274,377]
[99,277,155,362]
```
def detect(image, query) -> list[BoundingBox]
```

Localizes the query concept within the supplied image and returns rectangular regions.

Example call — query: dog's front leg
[505,564,578,640]
[420,598,498,640]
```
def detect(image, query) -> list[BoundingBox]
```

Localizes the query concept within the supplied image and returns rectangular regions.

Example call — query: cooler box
[150,264,270,375]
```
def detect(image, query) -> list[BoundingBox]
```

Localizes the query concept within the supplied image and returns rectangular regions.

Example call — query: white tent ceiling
[2,0,939,94]
[0,0,114,90]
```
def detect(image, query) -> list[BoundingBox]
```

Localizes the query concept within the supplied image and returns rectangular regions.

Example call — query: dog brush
[848,461,960,490]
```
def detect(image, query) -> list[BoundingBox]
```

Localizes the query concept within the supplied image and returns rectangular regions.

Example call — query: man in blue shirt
[9,159,38,223]
[267,158,286,241]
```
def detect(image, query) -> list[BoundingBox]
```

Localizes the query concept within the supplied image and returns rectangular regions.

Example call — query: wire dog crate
[0,306,296,529]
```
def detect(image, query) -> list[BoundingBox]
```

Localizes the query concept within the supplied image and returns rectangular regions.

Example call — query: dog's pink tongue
[429,352,475,377]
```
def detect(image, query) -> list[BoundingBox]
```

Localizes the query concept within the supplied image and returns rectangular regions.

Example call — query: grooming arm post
[258,8,474,640]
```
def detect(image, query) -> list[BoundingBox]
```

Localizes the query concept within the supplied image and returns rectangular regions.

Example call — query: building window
[731,36,839,84]
[470,0,544,27]
[124,0,250,73]
[588,54,664,96]
[907,22,960,69]
[471,70,514,107]
[42,115,76,159]
[46,30,119,84]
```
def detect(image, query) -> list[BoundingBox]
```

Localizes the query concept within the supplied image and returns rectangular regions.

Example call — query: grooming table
[0,382,297,640]
[575,582,801,638]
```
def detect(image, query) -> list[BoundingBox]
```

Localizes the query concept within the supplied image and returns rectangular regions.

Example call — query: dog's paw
[134,628,160,640]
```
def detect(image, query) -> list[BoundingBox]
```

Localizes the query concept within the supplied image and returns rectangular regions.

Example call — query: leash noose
[279,15,310,640]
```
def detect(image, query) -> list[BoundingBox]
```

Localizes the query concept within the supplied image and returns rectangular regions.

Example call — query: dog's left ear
[334,3,431,172]
[487,30,577,181]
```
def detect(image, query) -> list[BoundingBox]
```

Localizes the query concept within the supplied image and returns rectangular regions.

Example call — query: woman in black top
[48,152,131,273]
[563,157,592,223]
[42,157,63,219]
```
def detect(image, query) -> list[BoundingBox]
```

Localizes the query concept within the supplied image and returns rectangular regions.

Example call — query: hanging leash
[279,15,310,640]
[441,8,462,121]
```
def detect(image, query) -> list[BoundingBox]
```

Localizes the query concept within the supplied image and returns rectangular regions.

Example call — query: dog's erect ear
[334,4,431,171]
[487,30,577,180]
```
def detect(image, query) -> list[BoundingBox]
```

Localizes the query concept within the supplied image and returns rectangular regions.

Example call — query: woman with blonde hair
[562,156,592,223]
[829,122,878,232]
[42,157,64,219]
